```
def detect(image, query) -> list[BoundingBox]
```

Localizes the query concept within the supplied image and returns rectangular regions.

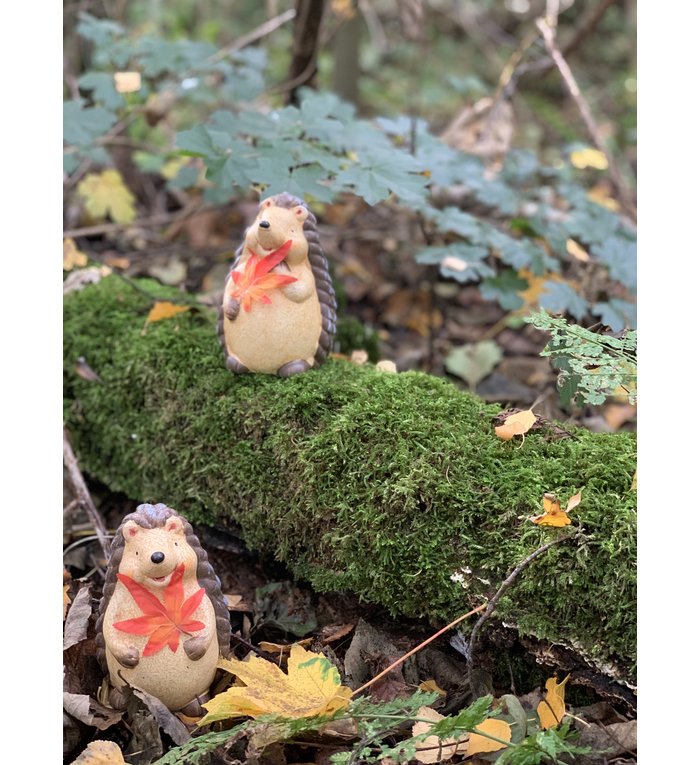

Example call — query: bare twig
[535,17,636,220]
[208,7,297,63]
[350,602,487,698]
[444,530,579,713]
[63,203,221,238]
[63,427,111,559]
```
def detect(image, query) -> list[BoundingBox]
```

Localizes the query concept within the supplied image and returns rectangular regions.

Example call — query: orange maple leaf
[230,240,298,312]
[114,563,206,657]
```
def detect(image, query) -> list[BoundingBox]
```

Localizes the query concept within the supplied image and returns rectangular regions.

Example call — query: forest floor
[63,194,637,765]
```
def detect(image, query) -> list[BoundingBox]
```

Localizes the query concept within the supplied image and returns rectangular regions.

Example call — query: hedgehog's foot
[108,685,129,711]
[179,691,211,717]
[226,355,250,374]
[277,359,311,377]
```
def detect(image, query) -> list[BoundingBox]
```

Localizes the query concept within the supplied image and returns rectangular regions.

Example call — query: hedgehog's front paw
[183,634,209,661]
[223,296,240,320]
[115,645,140,668]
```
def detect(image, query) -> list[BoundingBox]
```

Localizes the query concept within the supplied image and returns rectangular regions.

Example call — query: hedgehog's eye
[175,542,178,547]
[135,551,139,556]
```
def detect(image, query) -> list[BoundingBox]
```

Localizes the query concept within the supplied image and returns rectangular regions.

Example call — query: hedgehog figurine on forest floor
[217,192,337,376]
[95,503,231,713]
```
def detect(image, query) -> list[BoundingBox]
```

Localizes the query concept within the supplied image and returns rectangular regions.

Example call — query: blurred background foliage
[63,0,636,412]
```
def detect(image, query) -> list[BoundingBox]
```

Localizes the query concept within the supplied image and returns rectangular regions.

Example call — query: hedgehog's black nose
[259,220,270,229]
[151,551,165,564]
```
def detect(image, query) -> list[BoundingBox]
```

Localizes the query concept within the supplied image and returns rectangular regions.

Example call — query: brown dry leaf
[537,675,570,729]
[417,679,446,697]
[145,301,191,324]
[103,254,131,270]
[566,239,590,263]
[114,71,142,93]
[63,584,72,620]
[494,409,536,441]
[70,740,126,764]
[223,593,245,610]
[463,718,512,755]
[64,238,88,271]
[318,622,356,644]
[76,170,136,224]
[603,403,637,431]
[570,148,608,170]
[199,644,352,725]
[412,706,465,763]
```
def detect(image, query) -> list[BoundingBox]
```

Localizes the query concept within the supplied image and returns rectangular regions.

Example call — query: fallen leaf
[494,409,536,440]
[70,740,126,764]
[230,241,298,312]
[223,593,245,611]
[258,638,313,655]
[570,147,608,170]
[114,71,141,93]
[103,254,131,270]
[603,403,637,431]
[63,693,124,731]
[76,170,136,224]
[417,679,446,697]
[64,238,89,271]
[412,706,465,763]
[64,585,93,650]
[114,562,206,657]
[587,183,620,212]
[63,584,72,621]
[132,687,190,745]
[566,239,590,263]
[537,675,570,729]
[631,470,637,491]
[318,623,356,644]
[146,301,191,324]
[529,491,581,527]
[376,360,397,373]
[463,718,512,755]
[445,341,503,390]
[74,356,103,383]
[200,644,352,725]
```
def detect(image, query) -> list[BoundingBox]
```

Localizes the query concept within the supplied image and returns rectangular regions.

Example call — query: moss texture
[64,277,637,683]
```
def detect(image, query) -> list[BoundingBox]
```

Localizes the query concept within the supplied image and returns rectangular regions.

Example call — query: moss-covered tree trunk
[64,277,637,688]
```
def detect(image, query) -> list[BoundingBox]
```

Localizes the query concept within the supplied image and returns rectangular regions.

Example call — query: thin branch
[350,602,487,698]
[63,427,111,559]
[209,8,296,63]
[466,532,575,679]
[63,203,221,239]
[535,17,636,221]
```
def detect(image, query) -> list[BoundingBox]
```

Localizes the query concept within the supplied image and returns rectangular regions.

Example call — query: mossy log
[64,277,637,690]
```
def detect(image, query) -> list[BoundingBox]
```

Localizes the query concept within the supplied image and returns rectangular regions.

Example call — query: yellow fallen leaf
[516,270,578,311]
[464,718,512,755]
[63,238,88,271]
[587,183,620,212]
[494,409,536,440]
[161,156,190,180]
[258,638,313,655]
[566,239,590,263]
[199,644,352,725]
[417,679,446,697]
[77,170,136,224]
[114,71,141,93]
[412,706,466,763]
[146,301,191,324]
[71,740,127,764]
[537,675,570,729]
[529,491,581,526]
[570,147,608,170]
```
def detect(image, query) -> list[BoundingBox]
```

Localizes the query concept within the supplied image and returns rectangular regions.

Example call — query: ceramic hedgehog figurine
[95,504,231,712]
[217,192,337,376]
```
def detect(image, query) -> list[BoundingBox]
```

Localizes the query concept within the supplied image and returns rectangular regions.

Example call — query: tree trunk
[286,0,326,105]
[63,276,637,692]
[332,3,362,105]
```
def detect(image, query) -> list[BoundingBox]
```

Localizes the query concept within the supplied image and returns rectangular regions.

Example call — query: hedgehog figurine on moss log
[218,193,337,376]
[95,503,231,713]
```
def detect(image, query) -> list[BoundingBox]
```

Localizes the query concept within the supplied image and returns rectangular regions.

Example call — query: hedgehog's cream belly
[225,291,322,373]
[106,636,219,710]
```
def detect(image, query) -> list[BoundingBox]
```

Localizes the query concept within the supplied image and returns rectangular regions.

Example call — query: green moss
[64,276,637,682]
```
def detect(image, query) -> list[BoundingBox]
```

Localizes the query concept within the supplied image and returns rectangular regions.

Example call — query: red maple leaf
[113,563,206,657]
[230,239,298,312]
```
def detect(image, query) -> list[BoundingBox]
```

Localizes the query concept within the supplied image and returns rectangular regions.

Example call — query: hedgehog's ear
[293,205,309,221]
[262,198,274,209]
[123,521,141,538]
[165,516,185,535]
